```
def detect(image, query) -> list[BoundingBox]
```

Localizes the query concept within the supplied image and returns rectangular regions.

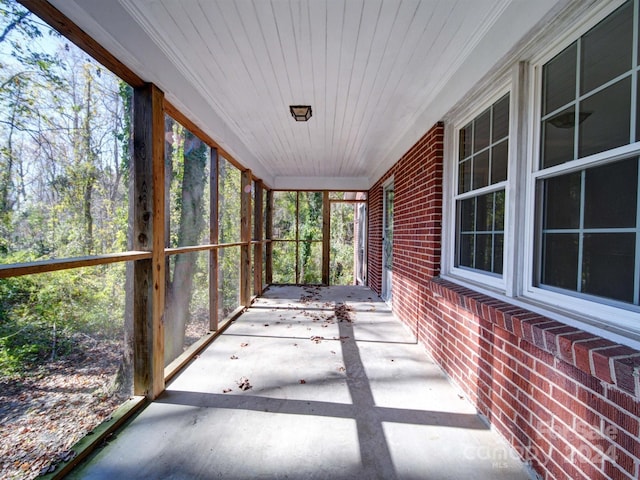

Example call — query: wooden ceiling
[47,0,563,189]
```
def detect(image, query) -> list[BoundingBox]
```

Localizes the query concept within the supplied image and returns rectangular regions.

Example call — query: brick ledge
[428,277,640,398]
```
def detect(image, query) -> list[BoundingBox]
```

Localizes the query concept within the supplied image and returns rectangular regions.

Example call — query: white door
[382,182,394,304]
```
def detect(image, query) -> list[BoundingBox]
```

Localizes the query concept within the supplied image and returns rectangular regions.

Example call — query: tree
[163,120,208,365]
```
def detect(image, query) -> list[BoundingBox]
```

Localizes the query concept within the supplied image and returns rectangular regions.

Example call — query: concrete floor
[70,285,532,480]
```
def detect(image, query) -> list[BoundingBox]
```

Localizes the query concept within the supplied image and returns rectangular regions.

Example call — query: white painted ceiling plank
[336,0,383,176]
[349,0,422,166]
[340,0,403,169]
[51,0,565,188]
[220,0,294,172]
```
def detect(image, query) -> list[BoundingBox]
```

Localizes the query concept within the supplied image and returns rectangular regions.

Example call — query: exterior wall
[368,123,640,480]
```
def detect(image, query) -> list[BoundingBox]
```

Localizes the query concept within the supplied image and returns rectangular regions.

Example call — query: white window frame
[522,0,640,337]
[442,0,640,349]
[444,83,514,293]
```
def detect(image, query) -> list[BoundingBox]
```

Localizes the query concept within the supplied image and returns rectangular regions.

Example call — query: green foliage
[330,203,355,285]
[218,157,241,244]
[218,157,242,315]
[0,263,126,378]
[0,1,130,378]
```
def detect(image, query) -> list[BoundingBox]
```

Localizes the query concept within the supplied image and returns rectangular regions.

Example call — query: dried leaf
[236,377,252,391]
[223,388,232,394]
[230,355,238,360]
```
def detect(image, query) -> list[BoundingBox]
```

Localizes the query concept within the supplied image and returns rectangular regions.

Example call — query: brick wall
[368,123,640,480]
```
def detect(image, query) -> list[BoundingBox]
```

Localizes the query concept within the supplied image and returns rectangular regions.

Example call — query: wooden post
[210,148,219,330]
[132,83,165,400]
[240,170,252,307]
[265,190,273,285]
[253,182,264,295]
[295,192,300,284]
[322,191,330,285]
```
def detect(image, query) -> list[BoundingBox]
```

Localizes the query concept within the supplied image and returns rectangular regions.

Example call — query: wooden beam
[240,170,252,307]
[132,83,165,400]
[164,101,256,183]
[253,182,264,295]
[210,148,219,331]
[265,190,273,285]
[322,191,330,285]
[0,252,152,279]
[18,0,145,88]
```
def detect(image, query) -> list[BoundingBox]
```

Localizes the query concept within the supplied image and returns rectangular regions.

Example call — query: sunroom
[1,0,639,479]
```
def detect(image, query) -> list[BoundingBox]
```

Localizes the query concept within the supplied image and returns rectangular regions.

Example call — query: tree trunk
[164,129,207,365]
[82,67,95,255]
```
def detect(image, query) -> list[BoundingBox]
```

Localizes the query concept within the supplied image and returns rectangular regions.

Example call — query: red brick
[590,347,638,384]
[612,355,640,396]
[557,331,598,364]
[573,338,617,375]
[368,120,638,480]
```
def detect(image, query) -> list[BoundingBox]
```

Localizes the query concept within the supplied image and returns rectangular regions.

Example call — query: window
[455,94,510,276]
[533,0,640,309]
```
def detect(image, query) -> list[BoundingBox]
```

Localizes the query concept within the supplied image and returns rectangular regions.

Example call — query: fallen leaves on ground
[0,339,127,480]
[310,336,324,344]
[335,303,353,322]
[236,377,252,391]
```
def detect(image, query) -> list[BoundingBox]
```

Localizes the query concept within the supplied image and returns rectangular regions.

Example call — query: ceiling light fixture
[290,105,312,122]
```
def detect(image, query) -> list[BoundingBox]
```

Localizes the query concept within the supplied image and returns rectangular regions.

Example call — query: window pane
[456,190,504,275]
[459,197,475,232]
[541,233,579,290]
[542,42,577,115]
[459,159,472,193]
[578,77,631,158]
[492,94,510,142]
[583,233,635,303]
[584,157,638,228]
[637,76,640,142]
[472,150,490,190]
[543,172,581,229]
[494,190,505,230]
[541,107,576,168]
[475,234,493,272]
[493,234,504,275]
[581,1,633,95]
[458,234,474,268]
[459,124,472,160]
[491,140,508,184]
[476,192,494,231]
[473,109,491,153]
